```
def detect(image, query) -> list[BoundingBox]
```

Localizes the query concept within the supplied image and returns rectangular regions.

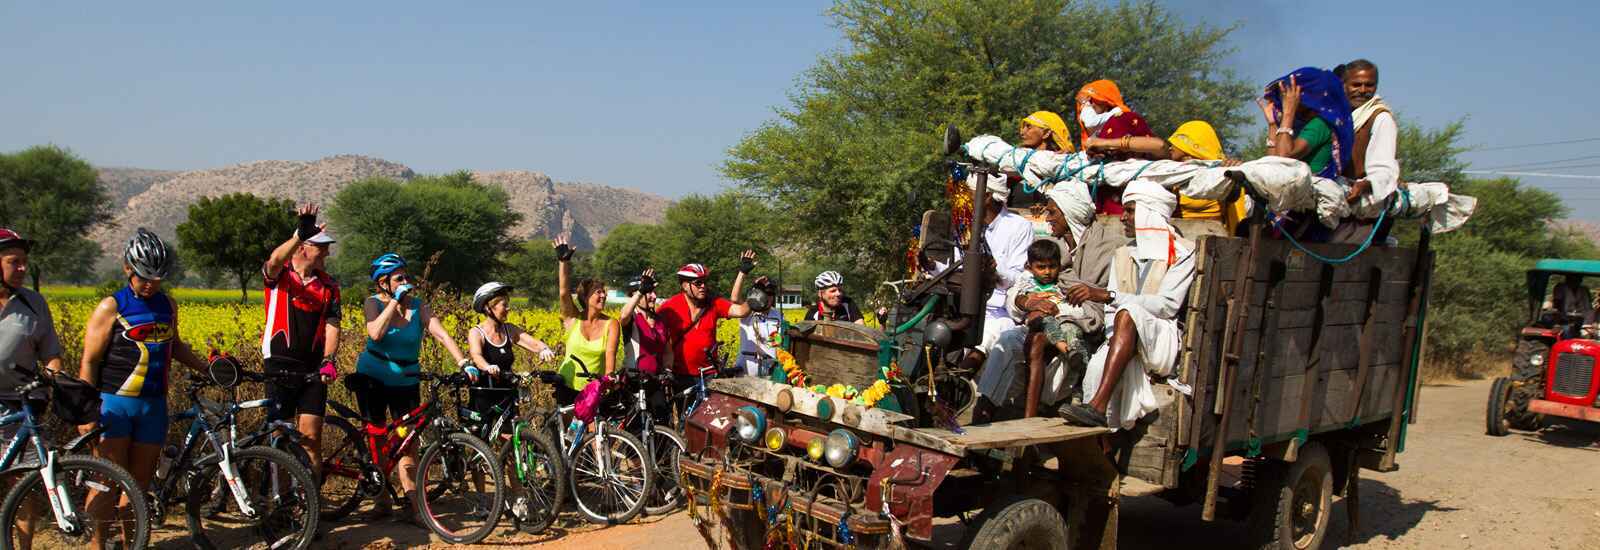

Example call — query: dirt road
[141,378,1598,549]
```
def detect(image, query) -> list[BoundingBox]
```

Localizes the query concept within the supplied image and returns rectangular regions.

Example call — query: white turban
[1122,180,1179,263]
[1044,184,1094,245]
[966,172,1009,203]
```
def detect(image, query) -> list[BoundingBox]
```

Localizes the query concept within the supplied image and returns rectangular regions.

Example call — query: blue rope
[1275,193,1394,265]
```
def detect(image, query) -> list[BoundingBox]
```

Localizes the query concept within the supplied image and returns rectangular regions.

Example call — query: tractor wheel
[962,497,1069,550]
[1247,442,1333,550]
[1486,377,1515,436]
[1511,338,1551,381]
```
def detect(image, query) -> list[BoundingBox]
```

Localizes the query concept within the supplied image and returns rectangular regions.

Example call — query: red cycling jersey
[261,265,341,370]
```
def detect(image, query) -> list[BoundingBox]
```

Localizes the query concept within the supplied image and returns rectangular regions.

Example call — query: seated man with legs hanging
[1057,180,1196,429]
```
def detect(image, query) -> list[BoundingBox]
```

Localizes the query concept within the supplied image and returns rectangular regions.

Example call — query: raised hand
[739,249,757,274]
[1279,75,1302,117]
[295,204,322,240]
[553,235,574,262]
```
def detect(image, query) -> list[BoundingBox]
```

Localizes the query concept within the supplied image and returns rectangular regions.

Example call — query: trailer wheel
[1248,443,1332,550]
[963,497,1069,550]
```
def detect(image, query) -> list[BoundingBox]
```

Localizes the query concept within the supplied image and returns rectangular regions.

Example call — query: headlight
[732,406,766,443]
[824,429,859,468]
[764,427,787,451]
[1530,353,1545,366]
[806,437,826,462]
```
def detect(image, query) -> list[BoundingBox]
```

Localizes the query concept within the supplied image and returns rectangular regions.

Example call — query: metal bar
[1202,221,1263,521]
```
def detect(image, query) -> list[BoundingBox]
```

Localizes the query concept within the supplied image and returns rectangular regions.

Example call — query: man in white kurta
[1058,181,1196,430]
[962,173,1035,421]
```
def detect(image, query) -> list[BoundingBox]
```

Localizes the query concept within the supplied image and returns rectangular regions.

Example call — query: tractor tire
[1511,338,1551,381]
[1487,377,1515,436]
[962,497,1069,550]
[1247,442,1333,550]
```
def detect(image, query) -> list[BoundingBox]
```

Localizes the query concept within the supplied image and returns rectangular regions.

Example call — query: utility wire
[1473,154,1600,171]
[1464,170,1600,180]
[1464,137,1600,153]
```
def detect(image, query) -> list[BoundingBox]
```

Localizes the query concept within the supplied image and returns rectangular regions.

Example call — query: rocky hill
[92,155,671,267]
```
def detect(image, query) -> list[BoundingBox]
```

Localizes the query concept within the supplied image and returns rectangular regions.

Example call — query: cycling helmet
[676,263,708,280]
[472,282,513,314]
[124,228,174,280]
[370,253,407,281]
[0,228,33,253]
[814,270,844,290]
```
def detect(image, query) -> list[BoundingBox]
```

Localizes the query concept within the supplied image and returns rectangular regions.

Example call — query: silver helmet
[125,228,174,280]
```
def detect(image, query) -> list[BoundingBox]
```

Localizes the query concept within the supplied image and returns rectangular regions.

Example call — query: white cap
[965,173,1009,203]
[305,232,337,245]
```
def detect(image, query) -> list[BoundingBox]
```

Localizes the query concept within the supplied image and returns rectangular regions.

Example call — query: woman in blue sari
[1257,67,1355,241]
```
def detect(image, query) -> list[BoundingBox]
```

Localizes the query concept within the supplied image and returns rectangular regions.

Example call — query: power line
[1464,137,1600,153]
[1473,154,1600,171]
[1463,170,1600,180]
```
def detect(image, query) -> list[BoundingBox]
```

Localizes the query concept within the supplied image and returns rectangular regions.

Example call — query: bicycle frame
[162,393,263,517]
[0,404,84,533]
[326,379,451,496]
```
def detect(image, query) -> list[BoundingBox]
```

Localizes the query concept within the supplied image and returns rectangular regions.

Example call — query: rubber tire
[1512,338,1551,380]
[315,419,368,521]
[0,455,151,550]
[1248,442,1333,550]
[1486,377,1514,436]
[962,497,1069,550]
[414,432,504,545]
[642,425,686,516]
[569,424,654,525]
[499,429,567,535]
[186,446,320,550]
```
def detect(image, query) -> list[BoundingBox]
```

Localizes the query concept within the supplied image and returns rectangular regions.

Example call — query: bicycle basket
[50,373,101,425]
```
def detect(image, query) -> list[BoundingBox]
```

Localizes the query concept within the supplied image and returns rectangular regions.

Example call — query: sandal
[1058,403,1108,428]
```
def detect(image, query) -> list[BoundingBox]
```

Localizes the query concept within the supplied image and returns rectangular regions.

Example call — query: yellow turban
[1022,111,1075,153]
[1167,120,1224,161]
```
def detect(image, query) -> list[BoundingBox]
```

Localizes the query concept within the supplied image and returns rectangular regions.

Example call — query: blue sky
[5,1,1598,219]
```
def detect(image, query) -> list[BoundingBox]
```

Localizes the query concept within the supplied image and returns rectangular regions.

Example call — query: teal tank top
[357,296,423,387]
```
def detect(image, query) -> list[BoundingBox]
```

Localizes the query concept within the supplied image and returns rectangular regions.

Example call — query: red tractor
[1487,259,1600,436]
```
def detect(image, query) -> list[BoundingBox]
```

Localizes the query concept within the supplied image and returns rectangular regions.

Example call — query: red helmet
[676,263,708,280]
[0,228,33,253]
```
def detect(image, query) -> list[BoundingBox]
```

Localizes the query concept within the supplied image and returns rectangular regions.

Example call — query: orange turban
[1075,79,1133,142]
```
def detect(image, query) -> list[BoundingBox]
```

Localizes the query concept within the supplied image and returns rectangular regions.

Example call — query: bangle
[1274,127,1294,136]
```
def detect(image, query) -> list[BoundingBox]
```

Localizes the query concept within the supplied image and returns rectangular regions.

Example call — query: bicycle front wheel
[186,446,320,550]
[500,427,565,535]
[569,424,653,525]
[643,425,686,516]
[415,432,504,544]
[316,419,368,521]
[0,455,150,550]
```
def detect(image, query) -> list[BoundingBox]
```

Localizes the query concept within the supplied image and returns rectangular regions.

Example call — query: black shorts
[354,384,421,426]
[264,359,327,421]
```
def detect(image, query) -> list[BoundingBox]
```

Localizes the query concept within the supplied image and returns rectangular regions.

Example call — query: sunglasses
[686,279,708,287]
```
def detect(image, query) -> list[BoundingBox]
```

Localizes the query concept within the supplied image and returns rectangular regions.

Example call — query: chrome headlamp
[823,429,859,468]
[732,406,767,444]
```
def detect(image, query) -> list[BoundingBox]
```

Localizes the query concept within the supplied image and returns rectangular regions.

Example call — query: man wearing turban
[1058,180,1197,429]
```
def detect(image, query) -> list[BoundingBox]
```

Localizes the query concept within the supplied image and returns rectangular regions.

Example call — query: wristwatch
[1107,289,1119,303]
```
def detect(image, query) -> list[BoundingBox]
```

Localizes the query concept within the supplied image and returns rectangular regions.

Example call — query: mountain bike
[604,368,685,517]
[318,371,504,544]
[149,361,319,550]
[537,365,653,525]
[0,368,149,550]
[455,371,565,534]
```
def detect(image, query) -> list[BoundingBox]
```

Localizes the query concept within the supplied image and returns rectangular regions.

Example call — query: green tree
[590,223,668,286]
[175,193,296,302]
[0,145,112,289]
[494,239,562,308]
[329,171,522,291]
[653,193,777,293]
[723,0,1251,281]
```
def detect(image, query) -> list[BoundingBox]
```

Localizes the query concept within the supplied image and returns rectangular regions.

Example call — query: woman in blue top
[78,229,208,548]
[354,253,473,521]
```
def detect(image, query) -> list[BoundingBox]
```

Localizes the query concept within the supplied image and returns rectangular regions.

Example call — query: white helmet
[472,282,513,314]
[814,270,843,290]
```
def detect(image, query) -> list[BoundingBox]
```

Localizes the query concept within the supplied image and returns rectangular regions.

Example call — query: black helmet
[124,228,174,280]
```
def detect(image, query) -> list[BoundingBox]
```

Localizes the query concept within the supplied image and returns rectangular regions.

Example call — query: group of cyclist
[0,198,875,547]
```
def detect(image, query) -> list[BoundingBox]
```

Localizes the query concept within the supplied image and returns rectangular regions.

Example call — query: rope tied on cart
[1271,186,1406,265]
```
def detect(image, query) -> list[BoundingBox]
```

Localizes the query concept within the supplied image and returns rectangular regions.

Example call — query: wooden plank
[922,417,1108,450]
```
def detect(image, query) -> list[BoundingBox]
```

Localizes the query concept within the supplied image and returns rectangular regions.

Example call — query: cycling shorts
[354,383,421,426]
[265,358,328,421]
[99,393,167,445]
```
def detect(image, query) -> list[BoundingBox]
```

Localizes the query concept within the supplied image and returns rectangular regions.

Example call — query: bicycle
[317,371,504,544]
[455,371,565,534]
[536,365,653,525]
[148,360,320,550]
[603,368,685,516]
[0,368,149,550]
